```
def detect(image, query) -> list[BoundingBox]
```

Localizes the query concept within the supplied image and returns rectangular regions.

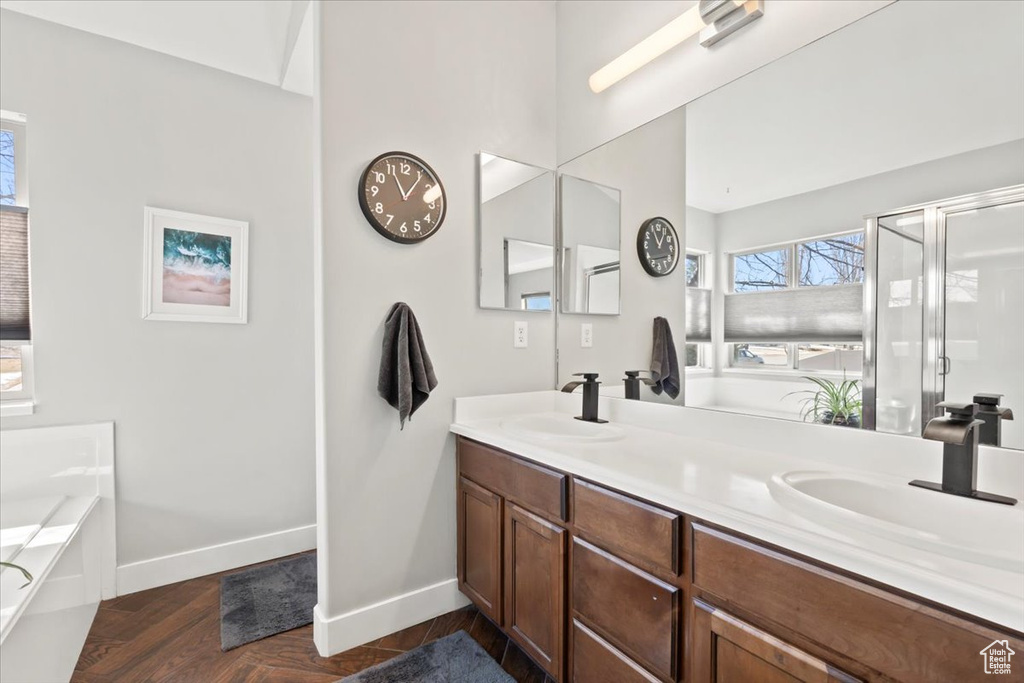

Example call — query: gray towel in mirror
[650,316,680,399]
[378,302,438,428]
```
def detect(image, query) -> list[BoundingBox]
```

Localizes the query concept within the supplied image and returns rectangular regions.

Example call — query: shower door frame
[863,184,1024,434]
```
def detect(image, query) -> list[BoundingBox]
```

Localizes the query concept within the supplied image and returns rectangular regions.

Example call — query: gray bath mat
[338,630,513,683]
[220,553,316,651]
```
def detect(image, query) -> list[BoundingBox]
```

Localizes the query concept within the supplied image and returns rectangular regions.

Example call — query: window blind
[0,206,30,340]
[723,283,862,343]
[685,287,712,342]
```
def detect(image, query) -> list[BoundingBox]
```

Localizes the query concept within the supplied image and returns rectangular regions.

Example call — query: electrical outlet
[514,320,528,348]
[581,323,593,348]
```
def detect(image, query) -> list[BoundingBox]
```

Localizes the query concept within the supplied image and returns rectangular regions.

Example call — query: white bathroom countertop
[450,391,1024,633]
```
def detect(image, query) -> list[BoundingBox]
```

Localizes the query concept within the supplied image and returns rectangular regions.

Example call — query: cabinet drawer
[573,619,660,683]
[692,523,1024,683]
[573,537,680,681]
[573,479,681,575]
[458,438,567,521]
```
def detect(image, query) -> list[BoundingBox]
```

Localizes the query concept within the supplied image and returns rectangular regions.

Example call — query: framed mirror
[478,152,554,312]
[558,174,621,316]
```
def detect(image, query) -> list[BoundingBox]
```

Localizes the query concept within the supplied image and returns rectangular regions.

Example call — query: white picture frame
[142,207,249,323]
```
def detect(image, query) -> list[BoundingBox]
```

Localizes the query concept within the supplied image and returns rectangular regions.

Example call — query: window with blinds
[685,252,711,368]
[724,232,865,373]
[0,207,30,341]
[1,112,32,401]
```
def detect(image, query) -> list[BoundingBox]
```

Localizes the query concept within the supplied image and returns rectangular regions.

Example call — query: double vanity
[451,392,1024,682]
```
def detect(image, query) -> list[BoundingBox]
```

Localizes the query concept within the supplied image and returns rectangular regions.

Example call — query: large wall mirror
[478,153,555,312]
[556,107,686,396]
[555,0,1024,448]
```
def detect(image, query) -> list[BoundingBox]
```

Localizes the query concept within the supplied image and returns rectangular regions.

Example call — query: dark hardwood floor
[72,553,551,682]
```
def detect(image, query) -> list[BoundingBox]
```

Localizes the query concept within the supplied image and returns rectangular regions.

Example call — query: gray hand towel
[650,316,680,400]
[378,302,438,428]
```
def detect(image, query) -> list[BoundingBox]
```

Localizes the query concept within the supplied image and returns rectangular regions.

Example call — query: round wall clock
[359,151,446,244]
[637,217,679,276]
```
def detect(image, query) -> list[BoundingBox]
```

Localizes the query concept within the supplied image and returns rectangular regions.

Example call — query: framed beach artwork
[142,207,249,323]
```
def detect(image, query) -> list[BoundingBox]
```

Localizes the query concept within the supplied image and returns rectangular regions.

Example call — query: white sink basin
[500,414,625,443]
[769,470,1024,573]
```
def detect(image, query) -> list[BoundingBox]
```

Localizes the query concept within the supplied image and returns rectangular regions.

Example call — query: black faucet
[560,373,607,423]
[623,370,656,400]
[973,393,1014,447]
[910,401,1017,505]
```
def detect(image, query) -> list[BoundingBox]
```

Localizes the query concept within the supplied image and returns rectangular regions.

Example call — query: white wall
[0,11,315,589]
[685,206,716,255]
[315,0,556,655]
[714,140,1024,253]
[556,0,893,164]
[558,107,686,404]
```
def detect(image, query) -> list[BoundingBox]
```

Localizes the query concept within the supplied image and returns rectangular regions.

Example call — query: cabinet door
[691,599,860,683]
[457,477,502,622]
[505,502,566,679]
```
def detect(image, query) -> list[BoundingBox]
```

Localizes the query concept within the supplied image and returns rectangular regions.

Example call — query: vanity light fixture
[588,0,764,94]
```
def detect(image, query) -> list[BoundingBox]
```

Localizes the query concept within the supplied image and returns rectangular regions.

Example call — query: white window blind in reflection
[685,287,712,341]
[0,206,30,340]
[724,284,863,343]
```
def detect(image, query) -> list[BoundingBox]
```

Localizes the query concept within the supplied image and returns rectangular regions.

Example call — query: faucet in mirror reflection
[912,401,1017,506]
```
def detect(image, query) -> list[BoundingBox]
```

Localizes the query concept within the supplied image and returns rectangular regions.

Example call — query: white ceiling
[0,0,314,96]
[686,0,1024,213]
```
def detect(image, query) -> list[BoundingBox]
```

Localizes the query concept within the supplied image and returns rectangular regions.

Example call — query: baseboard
[313,578,470,656]
[116,523,316,596]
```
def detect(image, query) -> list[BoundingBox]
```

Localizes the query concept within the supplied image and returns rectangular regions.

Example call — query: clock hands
[392,172,408,200]
[402,171,423,200]
[653,229,665,249]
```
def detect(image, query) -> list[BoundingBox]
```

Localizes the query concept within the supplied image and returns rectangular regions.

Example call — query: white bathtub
[0,423,115,683]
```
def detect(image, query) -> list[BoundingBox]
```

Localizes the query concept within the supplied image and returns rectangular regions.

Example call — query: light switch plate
[514,321,528,348]
[581,323,593,348]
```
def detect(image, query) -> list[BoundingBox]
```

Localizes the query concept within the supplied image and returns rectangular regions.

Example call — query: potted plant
[786,376,862,428]
[0,561,33,588]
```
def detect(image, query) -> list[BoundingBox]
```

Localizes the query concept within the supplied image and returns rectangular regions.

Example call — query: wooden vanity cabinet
[456,436,1024,683]
[690,598,860,683]
[457,439,568,680]
[457,477,502,622]
[690,523,1024,682]
[505,503,566,678]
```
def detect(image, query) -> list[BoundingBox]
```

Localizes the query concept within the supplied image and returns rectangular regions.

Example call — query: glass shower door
[872,211,925,435]
[942,201,1024,449]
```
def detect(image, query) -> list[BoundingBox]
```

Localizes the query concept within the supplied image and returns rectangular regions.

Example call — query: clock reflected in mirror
[637,216,678,276]
[359,151,446,243]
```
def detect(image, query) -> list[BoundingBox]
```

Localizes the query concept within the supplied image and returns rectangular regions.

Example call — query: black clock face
[359,151,446,243]
[637,217,678,277]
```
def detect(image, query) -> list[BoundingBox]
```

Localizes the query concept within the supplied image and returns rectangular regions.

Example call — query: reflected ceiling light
[588,0,764,94]
[423,184,443,204]
[895,215,924,227]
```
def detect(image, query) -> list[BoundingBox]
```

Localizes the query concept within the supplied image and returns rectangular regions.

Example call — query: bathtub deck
[0,495,97,643]
[71,551,552,683]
